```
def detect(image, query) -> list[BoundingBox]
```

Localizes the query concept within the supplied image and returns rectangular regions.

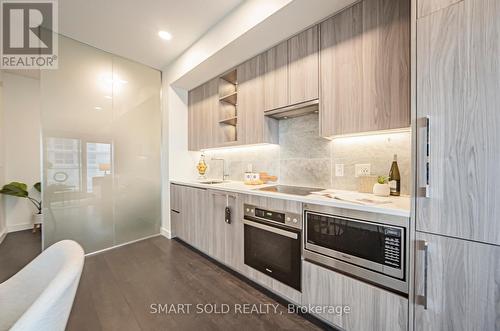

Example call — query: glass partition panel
[111,56,161,245]
[41,35,161,253]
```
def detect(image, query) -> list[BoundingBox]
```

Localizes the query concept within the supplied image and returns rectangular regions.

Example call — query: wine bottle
[388,154,401,196]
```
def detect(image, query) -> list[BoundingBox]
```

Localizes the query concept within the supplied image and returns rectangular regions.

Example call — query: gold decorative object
[196,154,208,178]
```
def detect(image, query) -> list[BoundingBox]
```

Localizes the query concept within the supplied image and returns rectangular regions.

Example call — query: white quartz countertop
[170,179,411,218]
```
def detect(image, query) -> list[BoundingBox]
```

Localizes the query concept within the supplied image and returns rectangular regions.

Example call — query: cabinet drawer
[303,261,408,331]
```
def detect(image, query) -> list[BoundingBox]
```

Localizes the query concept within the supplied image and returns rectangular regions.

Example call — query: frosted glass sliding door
[41,36,161,253]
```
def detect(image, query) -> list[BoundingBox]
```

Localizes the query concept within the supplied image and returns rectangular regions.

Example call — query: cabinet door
[191,187,209,253]
[202,78,218,149]
[208,190,244,270]
[170,184,181,213]
[238,56,278,145]
[187,78,218,150]
[303,261,408,331]
[263,41,288,111]
[176,186,207,249]
[302,261,344,327]
[170,210,181,239]
[179,186,195,244]
[208,190,228,262]
[319,0,410,137]
[416,0,500,245]
[414,232,500,331]
[188,86,203,151]
[288,25,319,104]
[223,193,244,271]
[170,184,182,238]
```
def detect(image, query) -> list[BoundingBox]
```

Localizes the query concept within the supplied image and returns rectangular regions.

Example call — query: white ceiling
[58,0,244,70]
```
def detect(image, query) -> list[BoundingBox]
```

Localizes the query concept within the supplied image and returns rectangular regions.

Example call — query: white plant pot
[33,213,43,225]
[373,183,390,197]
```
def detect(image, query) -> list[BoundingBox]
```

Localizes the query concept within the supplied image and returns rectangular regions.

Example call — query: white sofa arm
[0,240,84,331]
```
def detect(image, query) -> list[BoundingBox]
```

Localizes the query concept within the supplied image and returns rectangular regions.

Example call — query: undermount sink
[198,179,225,184]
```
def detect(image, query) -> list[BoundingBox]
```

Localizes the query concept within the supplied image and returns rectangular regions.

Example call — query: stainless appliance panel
[303,205,409,294]
[244,203,302,229]
[243,219,298,239]
[243,204,302,291]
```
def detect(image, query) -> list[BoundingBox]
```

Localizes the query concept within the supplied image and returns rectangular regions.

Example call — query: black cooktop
[257,185,323,196]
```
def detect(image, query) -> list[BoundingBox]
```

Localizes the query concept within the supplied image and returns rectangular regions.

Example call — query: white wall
[1,72,41,232]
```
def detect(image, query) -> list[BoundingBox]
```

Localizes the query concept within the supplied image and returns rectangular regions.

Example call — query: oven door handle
[243,219,298,239]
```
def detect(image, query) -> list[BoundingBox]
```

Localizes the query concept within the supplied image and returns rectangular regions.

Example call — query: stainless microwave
[303,204,409,294]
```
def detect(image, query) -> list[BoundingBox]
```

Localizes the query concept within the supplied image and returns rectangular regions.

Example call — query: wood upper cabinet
[288,25,319,105]
[319,0,410,137]
[303,261,408,331]
[263,41,288,111]
[238,55,279,145]
[416,0,500,245]
[188,78,218,151]
[414,233,500,331]
[263,28,319,112]
[188,85,202,151]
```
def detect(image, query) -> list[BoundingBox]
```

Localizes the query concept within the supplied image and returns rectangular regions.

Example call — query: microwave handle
[243,219,298,239]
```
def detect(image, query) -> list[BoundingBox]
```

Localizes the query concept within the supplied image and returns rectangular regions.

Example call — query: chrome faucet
[211,158,229,181]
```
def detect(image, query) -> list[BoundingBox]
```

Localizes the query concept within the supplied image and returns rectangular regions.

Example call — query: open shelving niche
[218,69,238,144]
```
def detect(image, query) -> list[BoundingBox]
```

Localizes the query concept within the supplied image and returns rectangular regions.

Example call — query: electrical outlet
[335,164,344,177]
[355,164,371,177]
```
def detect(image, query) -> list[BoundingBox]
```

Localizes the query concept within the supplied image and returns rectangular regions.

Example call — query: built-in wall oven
[243,204,302,291]
[303,203,409,294]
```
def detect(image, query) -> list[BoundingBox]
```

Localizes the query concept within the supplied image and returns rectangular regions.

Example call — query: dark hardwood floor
[68,236,323,331]
[0,229,41,283]
[0,231,322,330]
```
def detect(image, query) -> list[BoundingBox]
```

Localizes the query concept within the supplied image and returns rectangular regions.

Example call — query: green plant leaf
[34,182,41,192]
[377,176,388,184]
[10,182,28,191]
[0,182,29,198]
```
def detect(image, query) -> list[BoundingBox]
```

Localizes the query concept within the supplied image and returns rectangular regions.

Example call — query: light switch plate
[355,164,371,177]
[335,164,344,177]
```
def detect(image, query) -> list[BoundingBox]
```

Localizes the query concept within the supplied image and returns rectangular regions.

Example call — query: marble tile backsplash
[203,114,411,195]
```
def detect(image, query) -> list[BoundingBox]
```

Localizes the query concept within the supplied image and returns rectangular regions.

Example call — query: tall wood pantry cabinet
[414,0,500,329]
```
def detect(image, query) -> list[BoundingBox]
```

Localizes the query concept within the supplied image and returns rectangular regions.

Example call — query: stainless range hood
[264,99,319,119]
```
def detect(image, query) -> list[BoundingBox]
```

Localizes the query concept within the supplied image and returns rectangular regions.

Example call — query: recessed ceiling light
[94,106,103,111]
[158,30,172,41]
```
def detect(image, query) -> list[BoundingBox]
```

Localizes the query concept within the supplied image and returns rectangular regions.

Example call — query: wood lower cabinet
[288,25,319,105]
[414,232,500,331]
[169,184,208,252]
[319,0,410,137]
[303,261,408,331]
[207,189,244,271]
[170,184,183,238]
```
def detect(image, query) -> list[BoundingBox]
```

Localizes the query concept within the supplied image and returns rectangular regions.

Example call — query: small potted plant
[373,176,390,197]
[0,182,42,230]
